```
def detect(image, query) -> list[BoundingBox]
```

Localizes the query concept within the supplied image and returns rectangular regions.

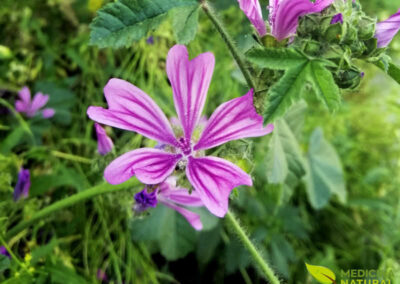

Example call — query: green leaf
[309,62,341,111]
[171,4,199,44]
[264,62,310,123]
[0,255,10,272]
[266,119,306,185]
[305,263,336,284]
[387,62,400,85]
[305,128,346,209]
[246,47,308,70]
[130,205,197,260]
[90,0,198,48]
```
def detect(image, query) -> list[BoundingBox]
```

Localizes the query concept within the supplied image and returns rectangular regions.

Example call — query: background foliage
[0,0,400,283]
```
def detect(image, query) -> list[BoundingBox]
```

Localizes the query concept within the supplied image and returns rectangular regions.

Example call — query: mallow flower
[15,86,55,118]
[238,0,334,41]
[95,123,114,155]
[14,168,30,201]
[87,45,273,217]
[375,9,400,48]
[0,246,11,258]
[134,177,204,230]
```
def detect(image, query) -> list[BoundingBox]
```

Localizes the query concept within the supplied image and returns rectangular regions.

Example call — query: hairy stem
[225,211,280,284]
[5,179,140,241]
[201,1,256,91]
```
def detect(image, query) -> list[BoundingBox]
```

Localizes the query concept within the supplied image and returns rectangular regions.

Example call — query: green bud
[297,14,320,38]
[303,40,321,56]
[324,23,343,43]
[357,16,376,40]
[334,67,363,89]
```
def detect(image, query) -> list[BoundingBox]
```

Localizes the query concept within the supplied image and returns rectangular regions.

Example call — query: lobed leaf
[304,128,346,209]
[90,0,198,48]
[246,47,308,70]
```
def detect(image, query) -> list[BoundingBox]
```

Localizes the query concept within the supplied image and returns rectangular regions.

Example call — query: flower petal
[271,0,334,41]
[15,100,28,113]
[194,89,273,151]
[30,93,49,114]
[42,108,55,118]
[238,0,267,36]
[18,86,31,104]
[186,156,252,217]
[375,9,400,48]
[95,123,114,155]
[159,181,204,207]
[104,148,181,185]
[87,78,178,147]
[14,168,30,201]
[161,201,203,230]
[166,45,215,141]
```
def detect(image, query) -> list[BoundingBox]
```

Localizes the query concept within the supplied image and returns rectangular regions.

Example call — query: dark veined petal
[160,200,203,230]
[194,89,273,151]
[166,45,215,142]
[186,156,252,217]
[237,0,267,36]
[87,78,179,147]
[95,123,114,155]
[104,148,181,185]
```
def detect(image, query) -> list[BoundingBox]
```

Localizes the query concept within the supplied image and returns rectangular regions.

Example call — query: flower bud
[334,67,363,89]
[358,16,376,40]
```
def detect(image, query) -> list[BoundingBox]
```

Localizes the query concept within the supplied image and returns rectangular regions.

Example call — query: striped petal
[104,148,181,185]
[158,178,204,207]
[160,201,203,230]
[186,156,252,217]
[194,89,273,151]
[271,0,334,41]
[166,45,215,142]
[375,9,400,48]
[87,78,178,147]
[238,0,267,36]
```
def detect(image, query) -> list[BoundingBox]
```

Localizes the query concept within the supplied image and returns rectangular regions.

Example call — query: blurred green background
[0,0,399,283]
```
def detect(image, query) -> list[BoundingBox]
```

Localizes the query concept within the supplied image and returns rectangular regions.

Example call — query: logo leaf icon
[305,263,336,284]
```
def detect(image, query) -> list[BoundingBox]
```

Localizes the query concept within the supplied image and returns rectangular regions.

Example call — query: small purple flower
[0,246,11,258]
[87,45,273,217]
[146,36,154,45]
[375,9,400,48]
[97,269,108,282]
[134,177,204,230]
[14,168,30,201]
[331,13,344,24]
[15,86,55,118]
[238,0,334,40]
[95,123,114,155]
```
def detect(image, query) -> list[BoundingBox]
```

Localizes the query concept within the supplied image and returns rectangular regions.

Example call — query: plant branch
[201,1,256,91]
[5,179,140,241]
[225,211,280,284]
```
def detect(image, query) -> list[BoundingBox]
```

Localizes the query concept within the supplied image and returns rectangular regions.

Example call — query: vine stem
[5,179,140,242]
[225,211,281,284]
[201,1,256,91]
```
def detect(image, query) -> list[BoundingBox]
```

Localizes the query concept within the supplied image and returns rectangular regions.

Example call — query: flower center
[134,188,158,212]
[178,137,192,156]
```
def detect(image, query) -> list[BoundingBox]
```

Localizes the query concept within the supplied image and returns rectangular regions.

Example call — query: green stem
[51,150,92,164]
[95,198,123,284]
[225,211,280,284]
[201,1,256,91]
[5,179,140,241]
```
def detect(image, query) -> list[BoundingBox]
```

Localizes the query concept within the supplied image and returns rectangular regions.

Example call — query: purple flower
[331,13,344,24]
[237,0,267,36]
[0,246,11,258]
[238,0,334,40]
[15,86,55,118]
[87,45,273,217]
[134,177,204,230]
[146,36,154,45]
[14,168,30,201]
[95,123,114,155]
[97,269,108,282]
[375,9,400,48]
